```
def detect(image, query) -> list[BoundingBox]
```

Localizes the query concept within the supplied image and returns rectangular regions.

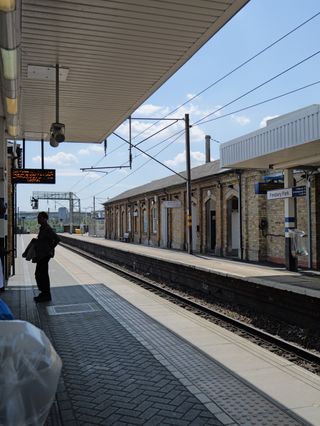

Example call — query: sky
[17,0,320,213]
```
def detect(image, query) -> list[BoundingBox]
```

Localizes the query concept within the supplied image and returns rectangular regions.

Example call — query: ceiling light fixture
[5,96,17,114]
[0,0,15,12]
[7,124,17,136]
[1,47,17,79]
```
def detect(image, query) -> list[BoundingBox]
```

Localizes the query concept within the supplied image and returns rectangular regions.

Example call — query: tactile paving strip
[85,284,306,426]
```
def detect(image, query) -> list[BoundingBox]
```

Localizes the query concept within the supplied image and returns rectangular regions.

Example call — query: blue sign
[255,182,284,194]
[292,186,306,197]
[263,173,284,183]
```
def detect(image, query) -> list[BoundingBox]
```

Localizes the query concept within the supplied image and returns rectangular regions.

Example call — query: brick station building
[103,157,318,269]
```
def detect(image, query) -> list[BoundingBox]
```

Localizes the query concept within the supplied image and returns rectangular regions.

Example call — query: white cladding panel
[220,105,320,167]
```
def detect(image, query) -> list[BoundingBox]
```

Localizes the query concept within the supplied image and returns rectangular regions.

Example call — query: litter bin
[288,229,308,257]
[0,320,62,426]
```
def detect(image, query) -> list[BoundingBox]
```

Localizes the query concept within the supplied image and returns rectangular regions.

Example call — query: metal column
[185,114,192,254]
[284,169,297,271]
[0,118,8,287]
[306,176,312,269]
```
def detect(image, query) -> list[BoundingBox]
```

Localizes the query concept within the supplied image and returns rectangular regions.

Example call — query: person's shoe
[34,293,52,303]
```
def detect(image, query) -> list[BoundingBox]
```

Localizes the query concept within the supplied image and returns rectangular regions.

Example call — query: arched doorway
[115,210,120,239]
[160,203,168,248]
[227,196,240,256]
[205,198,216,252]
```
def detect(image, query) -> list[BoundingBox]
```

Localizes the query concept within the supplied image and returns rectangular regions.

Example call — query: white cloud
[231,114,251,126]
[260,115,279,128]
[56,170,100,179]
[191,151,205,162]
[90,145,104,152]
[56,170,83,177]
[78,148,90,155]
[78,144,104,155]
[165,150,205,167]
[115,102,219,149]
[165,151,186,167]
[186,93,195,100]
[32,151,78,166]
[135,104,169,116]
[190,126,206,143]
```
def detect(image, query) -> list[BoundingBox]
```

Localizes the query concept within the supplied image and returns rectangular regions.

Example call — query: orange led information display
[12,169,56,184]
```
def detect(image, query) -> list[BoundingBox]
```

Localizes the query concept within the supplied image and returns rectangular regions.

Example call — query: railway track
[60,242,320,375]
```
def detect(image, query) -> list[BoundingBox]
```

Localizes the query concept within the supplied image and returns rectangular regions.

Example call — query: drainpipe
[306,174,312,269]
[237,171,243,260]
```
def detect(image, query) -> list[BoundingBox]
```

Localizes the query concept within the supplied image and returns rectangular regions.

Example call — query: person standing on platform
[34,211,60,302]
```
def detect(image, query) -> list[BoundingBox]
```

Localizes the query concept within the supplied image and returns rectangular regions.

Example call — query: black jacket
[36,224,60,261]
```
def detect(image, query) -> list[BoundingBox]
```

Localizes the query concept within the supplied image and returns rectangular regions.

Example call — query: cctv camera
[49,137,59,148]
[50,122,65,146]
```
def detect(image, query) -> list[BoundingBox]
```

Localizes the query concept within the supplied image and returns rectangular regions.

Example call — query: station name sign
[267,186,306,200]
[163,200,181,208]
[12,168,56,184]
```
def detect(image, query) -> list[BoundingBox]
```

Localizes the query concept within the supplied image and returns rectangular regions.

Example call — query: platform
[60,234,320,299]
[2,235,320,425]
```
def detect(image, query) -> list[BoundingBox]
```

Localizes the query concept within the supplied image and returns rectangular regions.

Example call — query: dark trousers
[35,257,51,295]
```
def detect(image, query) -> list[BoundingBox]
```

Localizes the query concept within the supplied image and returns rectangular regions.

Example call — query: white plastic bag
[0,320,62,426]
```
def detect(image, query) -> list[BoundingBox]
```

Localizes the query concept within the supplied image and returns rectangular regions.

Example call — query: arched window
[128,210,131,232]
[143,209,148,233]
[121,210,125,235]
[151,207,157,233]
[134,209,138,233]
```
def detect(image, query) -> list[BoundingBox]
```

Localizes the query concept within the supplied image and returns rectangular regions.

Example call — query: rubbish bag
[0,299,14,320]
[0,320,62,426]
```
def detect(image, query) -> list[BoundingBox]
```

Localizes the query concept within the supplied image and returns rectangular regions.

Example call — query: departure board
[12,169,56,184]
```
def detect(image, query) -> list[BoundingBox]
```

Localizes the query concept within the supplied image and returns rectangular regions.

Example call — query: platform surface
[2,234,320,425]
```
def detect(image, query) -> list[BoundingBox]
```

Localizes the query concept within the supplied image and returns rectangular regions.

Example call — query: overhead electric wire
[113,131,186,180]
[195,79,320,126]
[131,11,320,140]
[71,152,108,190]
[90,133,185,198]
[78,71,320,196]
[134,120,179,147]
[72,9,320,194]
[192,49,320,126]
[73,12,320,200]
[75,50,320,197]
[74,117,186,193]
[76,128,185,195]
[81,77,320,200]
[73,120,182,193]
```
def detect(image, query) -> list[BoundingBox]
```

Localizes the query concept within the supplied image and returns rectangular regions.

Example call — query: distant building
[58,207,68,221]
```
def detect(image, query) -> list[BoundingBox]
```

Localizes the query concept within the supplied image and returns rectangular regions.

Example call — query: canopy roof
[220,104,320,170]
[0,0,249,142]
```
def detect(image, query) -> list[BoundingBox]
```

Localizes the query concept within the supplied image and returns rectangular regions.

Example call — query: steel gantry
[31,191,80,233]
